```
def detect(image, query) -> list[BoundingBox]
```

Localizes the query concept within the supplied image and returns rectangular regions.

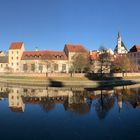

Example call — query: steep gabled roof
[64,44,87,53]
[129,45,140,52]
[114,41,128,53]
[9,42,23,50]
[21,50,68,60]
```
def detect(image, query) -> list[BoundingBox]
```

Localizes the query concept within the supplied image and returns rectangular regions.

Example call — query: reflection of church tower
[117,92,122,112]
[114,32,128,54]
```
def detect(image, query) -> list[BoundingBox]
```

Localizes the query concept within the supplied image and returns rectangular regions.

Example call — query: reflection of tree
[115,86,140,109]
[95,91,115,120]
[66,103,91,115]
[64,90,92,115]
[122,88,140,108]
[40,103,55,112]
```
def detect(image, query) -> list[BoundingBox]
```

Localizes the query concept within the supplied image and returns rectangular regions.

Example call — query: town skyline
[0,0,140,52]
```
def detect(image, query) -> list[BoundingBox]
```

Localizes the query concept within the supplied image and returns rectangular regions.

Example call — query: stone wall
[1,72,140,78]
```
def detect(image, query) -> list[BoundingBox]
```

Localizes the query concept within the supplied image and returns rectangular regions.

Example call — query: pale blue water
[0,84,140,140]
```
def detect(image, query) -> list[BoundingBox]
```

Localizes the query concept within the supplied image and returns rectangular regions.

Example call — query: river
[0,84,140,140]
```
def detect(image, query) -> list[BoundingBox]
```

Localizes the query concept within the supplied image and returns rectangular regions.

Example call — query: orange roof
[129,45,140,52]
[9,107,24,113]
[21,50,68,60]
[90,51,98,60]
[135,46,140,51]
[9,42,23,50]
[64,44,87,52]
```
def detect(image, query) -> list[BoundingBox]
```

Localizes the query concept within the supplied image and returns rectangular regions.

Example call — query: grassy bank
[0,75,136,88]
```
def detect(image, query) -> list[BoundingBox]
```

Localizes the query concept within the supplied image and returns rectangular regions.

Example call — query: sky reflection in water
[0,84,140,140]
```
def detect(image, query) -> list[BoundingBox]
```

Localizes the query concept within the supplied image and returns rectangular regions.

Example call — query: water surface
[0,84,140,140]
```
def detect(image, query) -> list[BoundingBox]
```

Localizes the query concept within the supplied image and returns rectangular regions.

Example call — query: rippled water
[0,84,140,140]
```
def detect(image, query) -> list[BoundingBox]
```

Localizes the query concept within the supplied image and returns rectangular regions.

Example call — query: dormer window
[60,55,64,59]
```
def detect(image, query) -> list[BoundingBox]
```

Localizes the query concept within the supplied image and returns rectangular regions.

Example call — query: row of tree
[70,47,137,75]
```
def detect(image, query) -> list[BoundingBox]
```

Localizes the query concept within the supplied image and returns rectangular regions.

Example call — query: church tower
[114,32,128,54]
[117,32,122,54]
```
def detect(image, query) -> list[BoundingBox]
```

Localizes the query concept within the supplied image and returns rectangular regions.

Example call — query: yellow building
[8,87,25,112]
[8,42,25,72]
[0,42,88,73]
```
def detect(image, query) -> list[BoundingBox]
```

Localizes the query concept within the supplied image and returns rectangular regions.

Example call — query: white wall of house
[21,59,69,73]
[0,63,9,72]
[8,87,25,112]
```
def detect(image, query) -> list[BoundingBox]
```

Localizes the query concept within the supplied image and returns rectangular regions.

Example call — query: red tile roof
[129,45,140,52]
[9,42,23,50]
[9,107,24,113]
[21,50,68,60]
[90,51,98,60]
[64,44,87,53]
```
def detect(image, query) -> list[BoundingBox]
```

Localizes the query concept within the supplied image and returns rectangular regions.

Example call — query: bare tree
[70,53,89,73]
[111,54,137,74]
[97,46,112,76]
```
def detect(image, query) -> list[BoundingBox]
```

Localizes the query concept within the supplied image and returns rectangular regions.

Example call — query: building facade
[127,45,140,70]
[0,43,88,73]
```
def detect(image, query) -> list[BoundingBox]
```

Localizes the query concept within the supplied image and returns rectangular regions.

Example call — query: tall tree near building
[111,54,137,73]
[97,46,112,76]
[70,53,89,73]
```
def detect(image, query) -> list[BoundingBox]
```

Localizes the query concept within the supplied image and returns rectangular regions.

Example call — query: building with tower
[114,32,128,54]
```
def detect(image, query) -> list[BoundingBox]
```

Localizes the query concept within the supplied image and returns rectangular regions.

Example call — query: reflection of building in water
[115,87,140,109]
[117,92,123,112]
[8,88,25,112]
[64,90,93,115]
[0,86,9,101]
[4,85,140,115]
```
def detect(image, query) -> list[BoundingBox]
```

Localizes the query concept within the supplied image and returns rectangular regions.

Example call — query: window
[39,64,43,71]
[12,63,13,66]
[23,64,28,71]
[62,64,66,71]
[17,63,19,66]
[31,64,35,71]
[11,57,13,60]
[39,64,43,72]
[17,57,18,60]
[17,51,18,54]
[47,64,51,69]
[1,64,3,68]
[54,64,58,71]
[60,55,64,59]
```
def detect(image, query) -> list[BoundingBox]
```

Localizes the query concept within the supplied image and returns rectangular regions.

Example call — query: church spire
[118,32,120,38]
[114,32,128,54]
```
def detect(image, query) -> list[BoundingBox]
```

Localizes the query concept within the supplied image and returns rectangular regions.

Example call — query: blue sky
[0,0,140,52]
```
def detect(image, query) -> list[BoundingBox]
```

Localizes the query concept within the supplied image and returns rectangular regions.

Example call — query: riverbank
[0,75,137,87]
